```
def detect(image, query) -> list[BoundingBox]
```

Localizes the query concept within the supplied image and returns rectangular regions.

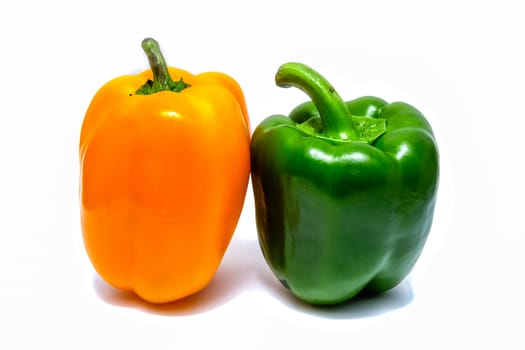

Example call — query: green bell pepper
[250,62,439,305]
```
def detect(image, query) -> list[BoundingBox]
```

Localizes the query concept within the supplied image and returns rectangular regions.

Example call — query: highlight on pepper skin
[250,62,439,305]
[79,38,251,303]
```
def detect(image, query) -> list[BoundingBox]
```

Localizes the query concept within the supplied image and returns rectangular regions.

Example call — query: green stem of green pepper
[275,62,357,141]
[136,38,190,95]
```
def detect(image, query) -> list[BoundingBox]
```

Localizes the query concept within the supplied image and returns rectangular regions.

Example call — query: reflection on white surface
[91,235,415,332]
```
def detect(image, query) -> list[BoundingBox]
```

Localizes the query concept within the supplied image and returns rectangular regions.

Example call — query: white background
[1,0,524,348]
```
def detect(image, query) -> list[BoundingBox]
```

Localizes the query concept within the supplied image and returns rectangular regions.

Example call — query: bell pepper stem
[275,63,357,141]
[142,38,174,91]
[136,38,190,95]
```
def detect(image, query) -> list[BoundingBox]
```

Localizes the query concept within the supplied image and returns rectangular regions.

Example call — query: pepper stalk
[136,38,190,95]
[275,62,358,141]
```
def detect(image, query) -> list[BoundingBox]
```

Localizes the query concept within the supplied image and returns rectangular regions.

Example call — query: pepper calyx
[135,38,191,95]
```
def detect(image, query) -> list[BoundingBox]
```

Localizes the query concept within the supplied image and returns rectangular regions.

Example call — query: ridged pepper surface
[250,63,439,305]
[80,39,250,303]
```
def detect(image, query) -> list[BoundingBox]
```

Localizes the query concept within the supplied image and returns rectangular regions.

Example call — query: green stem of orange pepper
[136,38,190,95]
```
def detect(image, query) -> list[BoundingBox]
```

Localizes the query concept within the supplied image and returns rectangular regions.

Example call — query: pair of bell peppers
[80,38,439,305]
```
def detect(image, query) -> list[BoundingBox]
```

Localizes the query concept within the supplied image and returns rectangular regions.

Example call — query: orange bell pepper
[79,38,250,303]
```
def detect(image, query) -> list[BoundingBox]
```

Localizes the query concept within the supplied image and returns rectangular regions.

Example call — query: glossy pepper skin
[251,63,439,305]
[79,38,250,303]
